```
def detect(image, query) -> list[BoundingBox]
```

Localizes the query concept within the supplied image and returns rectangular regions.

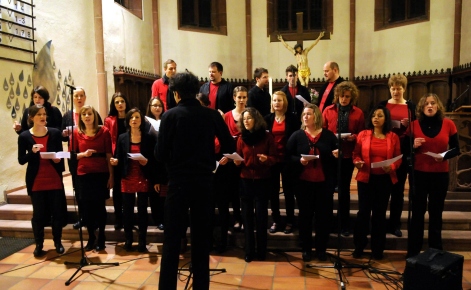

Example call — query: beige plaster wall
[460,2,471,65]
[355,0,455,77]
[102,0,155,103]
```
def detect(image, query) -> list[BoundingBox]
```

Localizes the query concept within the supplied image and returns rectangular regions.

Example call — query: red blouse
[121,143,150,193]
[272,119,286,159]
[31,134,62,191]
[370,137,388,175]
[299,131,325,182]
[72,126,112,175]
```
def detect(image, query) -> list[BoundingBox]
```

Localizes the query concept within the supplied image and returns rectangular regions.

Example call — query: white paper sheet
[301,154,319,160]
[335,133,351,139]
[295,95,310,105]
[424,149,453,158]
[40,152,71,159]
[127,153,147,161]
[223,153,244,161]
[370,154,403,168]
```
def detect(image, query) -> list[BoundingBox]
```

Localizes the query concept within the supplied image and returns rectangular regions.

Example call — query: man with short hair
[156,71,235,290]
[317,61,344,112]
[247,67,271,117]
[199,62,234,113]
[151,59,177,110]
[281,65,311,118]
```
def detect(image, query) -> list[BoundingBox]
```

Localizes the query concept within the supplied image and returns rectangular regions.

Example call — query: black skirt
[76,172,110,201]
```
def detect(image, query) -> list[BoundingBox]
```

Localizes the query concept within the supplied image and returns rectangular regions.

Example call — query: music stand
[62,84,119,286]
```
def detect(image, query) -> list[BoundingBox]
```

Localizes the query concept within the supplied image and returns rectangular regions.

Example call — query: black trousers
[269,162,296,225]
[76,173,108,234]
[354,174,392,256]
[30,189,67,243]
[407,171,448,257]
[159,178,213,290]
[112,169,123,225]
[295,180,333,254]
[122,192,150,242]
[240,178,270,256]
[388,158,410,230]
[335,157,355,230]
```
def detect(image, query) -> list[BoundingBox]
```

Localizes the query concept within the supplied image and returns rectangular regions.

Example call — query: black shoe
[352,249,363,259]
[268,223,278,234]
[244,254,253,263]
[283,224,293,234]
[55,243,65,254]
[33,244,45,257]
[95,241,106,251]
[157,224,164,231]
[316,251,327,261]
[138,241,147,252]
[340,229,351,237]
[73,221,82,230]
[85,239,95,251]
[392,228,403,237]
[302,251,312,262]
[114,223,123,231]
[123,241,133,252]
[372,252,384,260]
[257,252,266,261]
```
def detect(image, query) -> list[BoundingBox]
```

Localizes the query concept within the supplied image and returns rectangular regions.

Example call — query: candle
[269,77,273,96]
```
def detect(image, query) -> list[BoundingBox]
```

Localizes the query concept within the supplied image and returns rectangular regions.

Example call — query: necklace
[275,115,284,123]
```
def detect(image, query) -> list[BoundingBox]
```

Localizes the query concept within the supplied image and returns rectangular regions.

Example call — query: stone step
[1,219,471,251]
[1,203,470,232]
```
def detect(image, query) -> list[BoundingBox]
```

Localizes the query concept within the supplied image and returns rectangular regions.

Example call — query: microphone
[451,85,469,112]
[65,84,76,90]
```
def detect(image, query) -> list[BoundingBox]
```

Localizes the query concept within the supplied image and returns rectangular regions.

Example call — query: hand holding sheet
[371,154,403,168]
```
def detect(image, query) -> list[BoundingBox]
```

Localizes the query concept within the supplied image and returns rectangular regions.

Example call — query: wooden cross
[296,12,305,46]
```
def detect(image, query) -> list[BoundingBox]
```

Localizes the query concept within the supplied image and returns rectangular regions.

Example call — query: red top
[289,87,297,99]
[299,131,325,182]
[236,132,277,179]
[121,143,150,193]
[72,126,112,175]
[224,111,241,139]
[31,134,62,191]
[271,119,286,160]
[319,82,335,112]
[322,104,365,158]
[386,103,409,138]
[409,118,457,172]
[151,78,169,110]
[209,82,220,110]
[370,137,388,175]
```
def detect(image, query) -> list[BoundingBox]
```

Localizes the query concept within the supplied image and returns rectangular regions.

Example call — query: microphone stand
[450,85,470,112]
[307,103,366,290]
[63,84,118,286]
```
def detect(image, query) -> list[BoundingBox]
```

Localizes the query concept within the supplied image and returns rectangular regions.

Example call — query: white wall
[355,0,455,76]
[460,3,471,65]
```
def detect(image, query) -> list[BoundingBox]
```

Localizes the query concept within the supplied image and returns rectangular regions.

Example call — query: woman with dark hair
[379,74,416,237]
[104,92,130,230]
[264,91,300,234]
[286,104,337,262]
[72,105,113,251]
[323,81,365,236]
[13,86,62,134]
[234,107,276,262]
[146,97,165,131]
[352,105,401,260]
[110,108,160,252]
[406,94,460,258]
[18,105,67,257]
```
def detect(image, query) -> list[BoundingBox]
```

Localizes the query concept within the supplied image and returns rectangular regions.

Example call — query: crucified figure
[278,31,325,87]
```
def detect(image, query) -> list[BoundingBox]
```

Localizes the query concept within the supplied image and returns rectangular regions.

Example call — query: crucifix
[278,12,325,87]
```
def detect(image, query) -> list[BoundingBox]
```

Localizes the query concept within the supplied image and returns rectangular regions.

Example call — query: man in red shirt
[317,61,344,112]
[199,62,234,113]
[151,59,177,110]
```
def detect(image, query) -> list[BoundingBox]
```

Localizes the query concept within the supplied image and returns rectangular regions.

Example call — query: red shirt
[224,111,241,139]
[121,143,150,193]
[272,119,286,159]
[319,82,335,112]
[72,126,112,175]
[409,118,457,172]
[370,137,388,175]
[299,131,325,182]
[386,103,409,138]
[289,87,297,99]
[151,78,169,110]
[209,82,220,110]
[31,134,62,191]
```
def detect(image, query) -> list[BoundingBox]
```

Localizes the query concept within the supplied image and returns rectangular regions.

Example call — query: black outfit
[247,85,271,116]
[281,84,311,118]
[286,128,337,258]
[155,98,235,290]
[17,102,62,134]
[316,77,345,112]
[378,100,416,233]
[264,112,300,227]
[115,130,161,250]
[199,78,234,113]
[18,128,67,252]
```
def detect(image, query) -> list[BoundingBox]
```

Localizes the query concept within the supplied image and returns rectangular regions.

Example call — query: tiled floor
[0,239,470,289]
